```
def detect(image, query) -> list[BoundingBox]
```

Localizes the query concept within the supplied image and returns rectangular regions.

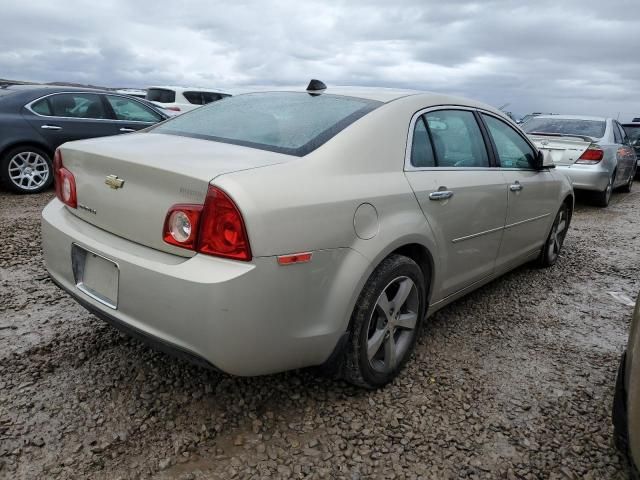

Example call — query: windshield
[152,92,381,156]
[523,118,606,139]
[623,125,640,143]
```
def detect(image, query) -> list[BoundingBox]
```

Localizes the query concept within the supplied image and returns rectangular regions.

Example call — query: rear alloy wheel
[1,146,53,194]
[537,203,569,267]
[343,255,426,389]
[621,166,635,193]
[594,173,614,207]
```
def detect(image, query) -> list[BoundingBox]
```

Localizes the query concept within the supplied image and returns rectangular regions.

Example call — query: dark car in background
[0,85,168,193]
[622,123,640,176]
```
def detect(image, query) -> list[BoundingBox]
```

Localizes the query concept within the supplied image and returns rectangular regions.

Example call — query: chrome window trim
[404,105,494,172]
[24,92,159,124]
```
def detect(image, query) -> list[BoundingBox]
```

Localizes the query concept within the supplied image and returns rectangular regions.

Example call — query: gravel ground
[1,186,639,480]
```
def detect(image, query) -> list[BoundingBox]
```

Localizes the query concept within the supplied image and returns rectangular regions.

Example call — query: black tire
[0,146,53,194]
[613,353,629,456]
[594,172,614,207]
[537,203,569,268]
[343,254,426,389]
[621,166,636,193]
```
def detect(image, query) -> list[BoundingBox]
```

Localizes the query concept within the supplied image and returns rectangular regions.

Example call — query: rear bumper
[555,164,611,192]
[42,199,368,376]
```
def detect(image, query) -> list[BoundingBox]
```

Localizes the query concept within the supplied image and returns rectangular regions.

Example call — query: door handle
[509,182,523,192]
[41,124,62,130]
[119,127,136,133]
[429,190,454,201]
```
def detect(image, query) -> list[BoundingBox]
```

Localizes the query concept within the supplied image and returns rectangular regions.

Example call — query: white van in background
[146,86,230,113]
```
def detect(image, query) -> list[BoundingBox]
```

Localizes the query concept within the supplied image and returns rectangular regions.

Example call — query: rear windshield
[146,88,176,103]
[152,92,381,156]
[523,118,606,139]
[623,125,640,143]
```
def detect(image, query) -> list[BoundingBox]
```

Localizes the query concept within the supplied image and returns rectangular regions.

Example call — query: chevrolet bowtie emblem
[105,174,125,189]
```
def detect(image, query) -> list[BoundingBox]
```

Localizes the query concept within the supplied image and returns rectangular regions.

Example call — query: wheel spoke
[395,312,418,330]
[391,278,414,311]
[367,328,387,361]
[376,291,392,321]
[384,333,397,371]
[557,220,566,234]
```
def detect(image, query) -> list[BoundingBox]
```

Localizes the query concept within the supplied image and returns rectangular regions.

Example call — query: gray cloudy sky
[2,0,639,119]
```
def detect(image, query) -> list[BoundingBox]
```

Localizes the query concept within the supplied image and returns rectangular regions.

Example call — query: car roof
[534,114,608,122]
[147,85,227,93]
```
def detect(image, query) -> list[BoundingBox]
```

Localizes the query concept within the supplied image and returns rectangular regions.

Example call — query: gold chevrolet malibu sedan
[42,81,573,388]
[614,293,640,478]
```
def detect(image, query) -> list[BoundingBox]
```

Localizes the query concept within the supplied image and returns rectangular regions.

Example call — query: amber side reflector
[277,252,313,265]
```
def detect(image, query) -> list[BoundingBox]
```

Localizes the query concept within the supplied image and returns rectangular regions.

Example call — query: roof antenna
[306,79,326,94]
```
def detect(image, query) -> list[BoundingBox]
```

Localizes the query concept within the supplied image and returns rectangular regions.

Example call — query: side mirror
[533,150,554,169]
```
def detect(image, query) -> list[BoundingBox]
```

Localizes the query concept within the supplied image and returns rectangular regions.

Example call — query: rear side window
[31,98,52,115]
[613,122,622,144]
[482,114,536,169]
[201,92,223,104]
[424,110,489,167]
[523,118,606,139]
[153,92,381,156]
[48,93,108,119]
[410,117,435,168]
[146,88,176,103]
[183,91,204,105]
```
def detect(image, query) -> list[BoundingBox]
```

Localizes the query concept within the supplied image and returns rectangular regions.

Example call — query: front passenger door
[404,108,508,299]
[480,113,559,270]
[104,95,164,133]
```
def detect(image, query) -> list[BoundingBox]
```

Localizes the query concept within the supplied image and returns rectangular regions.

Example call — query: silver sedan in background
[524,115,636,207]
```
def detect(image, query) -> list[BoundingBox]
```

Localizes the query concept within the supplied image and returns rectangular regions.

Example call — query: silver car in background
[524,115,636,206]
[42,83,574,388]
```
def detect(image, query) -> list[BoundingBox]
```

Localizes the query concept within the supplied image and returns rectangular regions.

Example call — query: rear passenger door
[24,92,116,150]
[479,112,559,269]
[404,108,508,299]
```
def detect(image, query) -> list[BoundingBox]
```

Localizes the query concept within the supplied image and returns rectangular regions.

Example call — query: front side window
[106,96,162,123]
[48,93,107,119]
[152,92,381,156]
[424,110,489,167]
[482,114,536,169]
[523,118,606,139]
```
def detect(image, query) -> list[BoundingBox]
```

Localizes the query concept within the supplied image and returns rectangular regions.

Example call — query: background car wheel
[621,167,635,193]
[343,254,426,389]
[537,203,569,268]
[0,146,53,194]
[594,173,614,207]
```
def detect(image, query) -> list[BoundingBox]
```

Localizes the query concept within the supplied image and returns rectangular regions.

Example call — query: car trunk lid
[527,133,595,165]
[60,132,290,257]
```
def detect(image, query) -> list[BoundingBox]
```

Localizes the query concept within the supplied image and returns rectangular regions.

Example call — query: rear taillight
[53,149,77,208]
[576,146,604,164]
[166,106,181,112]
[163,205,202,249]
[162,186,251,261]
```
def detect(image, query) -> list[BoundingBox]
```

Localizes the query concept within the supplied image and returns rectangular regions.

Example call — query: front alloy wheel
[343,255,426,389]
[1,147,53,194]
[538,204,569,267]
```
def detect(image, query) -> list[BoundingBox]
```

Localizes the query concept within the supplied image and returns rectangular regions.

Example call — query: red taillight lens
[198,186,252,261]
[53,149,77,208]
[166,106,181,111]
[162,186,251,261]
[162,205,203,249]
[576,147,604,164]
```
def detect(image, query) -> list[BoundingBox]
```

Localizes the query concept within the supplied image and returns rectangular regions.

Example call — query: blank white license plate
[72,245,119,309]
